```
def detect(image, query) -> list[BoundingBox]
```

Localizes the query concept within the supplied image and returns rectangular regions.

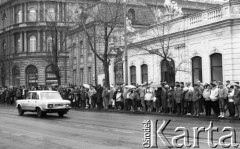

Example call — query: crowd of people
[0,80,240,119]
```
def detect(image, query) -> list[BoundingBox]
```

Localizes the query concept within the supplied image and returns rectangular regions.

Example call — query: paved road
[0,105,240,149]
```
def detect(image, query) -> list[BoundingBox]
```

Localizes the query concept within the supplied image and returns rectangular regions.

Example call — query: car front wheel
[37,108,43,118]
[17,106,24,116]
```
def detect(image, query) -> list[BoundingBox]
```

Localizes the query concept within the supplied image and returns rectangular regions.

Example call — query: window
[192,56,202,84]
[80,68,84,84]
[26,65,38,88]
[29,8,37,21]
[29,35,36,52]
[87,67,92,84]
[211,53,223,82]
[16,35,21,53]
[127,9,135,23]
[161,59,175,86]
[32,92,39,100]
[88,54,92,62]
[47,36,53,52]
[16,10,22,23]
[73,69,77,85]
[45,65,58,86]
[80,55,84,64]
[2,40,6,55]
[141,64,148,84]
[130,66,136,85]
[12,66,20,86]
[47,8,55,21]
[80,41,83,55]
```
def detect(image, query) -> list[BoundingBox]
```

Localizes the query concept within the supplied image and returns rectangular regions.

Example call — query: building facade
[0,0,98,87]
[67,0,216,86]
[126,0,240,86]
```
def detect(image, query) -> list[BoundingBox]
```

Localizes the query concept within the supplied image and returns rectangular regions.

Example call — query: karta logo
[142,120,239,148]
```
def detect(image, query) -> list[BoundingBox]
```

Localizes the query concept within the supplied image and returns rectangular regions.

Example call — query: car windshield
[40,92,62,100]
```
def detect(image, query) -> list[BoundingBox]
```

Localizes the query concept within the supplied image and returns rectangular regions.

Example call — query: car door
[29,92,39,111]
[22,92,32,110]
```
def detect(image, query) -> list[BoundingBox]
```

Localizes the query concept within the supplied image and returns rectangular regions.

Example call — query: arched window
[47,36,53,52]
[47,8,55,21]
[192,56,202,84]
[29,8,37,21]
[130,66,136,85]
[12,66,20,86]
[211,53,223,82]
[16,10,22,23]
[141,64,148,84]
[45,65,58,86]
[161,59,175,86]
[26,65,38,87]
[16,35,21,53]
[29,35,36,52]
[127,9,135,23]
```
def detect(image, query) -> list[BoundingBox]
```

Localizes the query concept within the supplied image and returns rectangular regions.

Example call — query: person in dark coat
[96,85,103,109]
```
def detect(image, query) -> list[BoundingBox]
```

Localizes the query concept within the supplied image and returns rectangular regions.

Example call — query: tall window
[47,8,55,21]
[13,66,20,86]
[16,10,22,23]
[141,64,148,84]
[29,35,37,52]
[130,66,136,85]
[45,65,57,86]
[80,68,84,84]
[161,59,175,86]
[16,35,21,53]
[192,56,202,84]
[26,65,38,87]
[211,53,223,82]
[47,36,53,52]
[88,67,92,84]
[29,8,37,21]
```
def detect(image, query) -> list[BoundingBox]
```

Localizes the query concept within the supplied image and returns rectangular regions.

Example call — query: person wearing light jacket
[228,85,235,118]
[209,83,219,117]
[218,82,228,118]
[203,84,211,116]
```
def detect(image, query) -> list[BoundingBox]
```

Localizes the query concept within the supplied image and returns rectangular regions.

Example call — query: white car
[16,90,71,117]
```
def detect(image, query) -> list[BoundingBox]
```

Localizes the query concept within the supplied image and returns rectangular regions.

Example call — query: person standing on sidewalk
[210,83,220,117]
[102,86,109,110]
[218,82,228,118]
[228,85,235,118]
[174,85,183,116]
[233,82,240,119]
[192,84,202,117]
[136,84,146,112]
[203,84,211,116]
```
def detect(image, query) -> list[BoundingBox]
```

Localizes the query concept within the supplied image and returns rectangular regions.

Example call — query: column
[58,32,60,51]
[24,3,27,22]
[57,2,60,22]
[43,2,46,21]
[12,6,15,24]
[38,2,40,21]
[38,31,41,52]
[21,32,24,52]
[24,32,27,52]
[43,31,46,51]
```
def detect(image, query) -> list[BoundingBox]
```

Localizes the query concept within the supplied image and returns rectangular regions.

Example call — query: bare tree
[76,0,124,88]
[128,1,188,85]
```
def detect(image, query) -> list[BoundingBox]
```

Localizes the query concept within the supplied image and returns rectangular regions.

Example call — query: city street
[0,105,240,149]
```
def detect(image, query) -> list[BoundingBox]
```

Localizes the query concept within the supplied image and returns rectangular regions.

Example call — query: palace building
[0,0,98,87]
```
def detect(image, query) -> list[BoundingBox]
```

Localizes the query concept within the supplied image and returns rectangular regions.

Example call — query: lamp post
[123,0,128,85]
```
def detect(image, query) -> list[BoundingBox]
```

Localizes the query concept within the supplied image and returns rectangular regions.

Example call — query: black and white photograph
[0,0,240,148]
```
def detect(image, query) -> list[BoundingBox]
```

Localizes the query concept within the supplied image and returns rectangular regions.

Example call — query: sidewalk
[72,107,239,120]
[1,103,238,120]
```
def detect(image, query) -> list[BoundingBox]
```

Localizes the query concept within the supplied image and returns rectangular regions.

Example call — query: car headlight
[48,104,53,108]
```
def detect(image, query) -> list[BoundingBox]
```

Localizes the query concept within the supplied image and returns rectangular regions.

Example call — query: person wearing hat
[209,83,220,117]
[218,82,228,118]
[233,83,240,119]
